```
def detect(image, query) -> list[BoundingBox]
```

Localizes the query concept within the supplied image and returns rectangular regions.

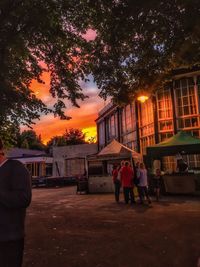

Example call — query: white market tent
[87,140,142,193]
[96,139,141,162]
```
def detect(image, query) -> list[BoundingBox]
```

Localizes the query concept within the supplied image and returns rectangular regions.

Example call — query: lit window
[139,98,155,154]
[176,79,196,116]
[98,122,105,146]
[121,103,137,150]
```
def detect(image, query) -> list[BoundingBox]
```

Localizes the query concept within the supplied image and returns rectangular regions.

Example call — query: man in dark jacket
[0,138,32,267]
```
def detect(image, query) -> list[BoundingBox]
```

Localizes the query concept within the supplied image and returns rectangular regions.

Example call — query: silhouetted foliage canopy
[47,128,87,149]
[19,130,46,150]
[1,0,200,132]
[0,0,93,129]
[90,0,200,104]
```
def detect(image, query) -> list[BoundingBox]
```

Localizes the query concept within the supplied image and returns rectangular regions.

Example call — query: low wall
[88,176,115,193]
[163,174,196,194]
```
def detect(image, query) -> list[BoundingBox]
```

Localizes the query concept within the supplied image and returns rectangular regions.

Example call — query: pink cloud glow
[27,71,107,143]
[27,30,105,144]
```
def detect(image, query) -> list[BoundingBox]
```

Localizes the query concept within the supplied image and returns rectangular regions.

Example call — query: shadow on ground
[24,186,200,267]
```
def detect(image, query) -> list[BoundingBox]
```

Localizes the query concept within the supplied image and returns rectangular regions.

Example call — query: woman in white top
[138,163,151,204]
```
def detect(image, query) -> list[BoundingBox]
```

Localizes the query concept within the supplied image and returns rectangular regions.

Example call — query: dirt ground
[23,186,200,267]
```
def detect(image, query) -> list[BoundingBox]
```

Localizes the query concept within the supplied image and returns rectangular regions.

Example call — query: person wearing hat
[0,138,32,267]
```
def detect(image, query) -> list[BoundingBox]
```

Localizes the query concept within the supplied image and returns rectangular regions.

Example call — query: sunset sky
[21,30,107,144]
[27,72,107,144]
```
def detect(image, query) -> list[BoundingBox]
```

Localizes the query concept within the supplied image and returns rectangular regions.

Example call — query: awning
[147,131,200,158]
[92,139,142,161]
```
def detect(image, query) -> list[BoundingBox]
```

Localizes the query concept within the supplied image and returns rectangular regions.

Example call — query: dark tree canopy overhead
[90,0,200,103]
[0,0,93,129]
[1,0,200,134]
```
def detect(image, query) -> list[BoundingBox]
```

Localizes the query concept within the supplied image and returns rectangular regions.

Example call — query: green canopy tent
[147,131,200,159]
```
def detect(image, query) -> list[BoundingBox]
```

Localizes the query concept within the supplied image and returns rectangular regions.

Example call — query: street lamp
[137,95,149,103]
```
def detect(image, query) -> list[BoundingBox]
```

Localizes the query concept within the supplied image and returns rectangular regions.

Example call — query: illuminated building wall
[96,71,200,169]
[121,103,138,151]
[138,98,155,155]
[174,77,200,137]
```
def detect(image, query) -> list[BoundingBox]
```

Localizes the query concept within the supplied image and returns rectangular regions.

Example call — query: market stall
[87,139,141,193]
[146,131,200,194]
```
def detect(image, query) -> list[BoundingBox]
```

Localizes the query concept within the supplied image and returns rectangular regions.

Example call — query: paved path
[24,187,200,267]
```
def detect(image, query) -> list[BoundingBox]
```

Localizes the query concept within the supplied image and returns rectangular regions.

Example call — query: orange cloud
[30,71,52,104]
[24,79,106,144]
[28,111,97,144]
[27,57,108,144]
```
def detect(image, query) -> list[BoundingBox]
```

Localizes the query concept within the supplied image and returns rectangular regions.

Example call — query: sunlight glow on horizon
[82,126,97,143]
[26,29,103,145]
[28,71,102,144]
[40,126,97,145]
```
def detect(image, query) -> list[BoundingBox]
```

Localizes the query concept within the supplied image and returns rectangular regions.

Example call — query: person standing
[153,168,162,201]
[112,165,121,202]
[134,161,140,189]
[121,161,135,204]
[0,138,32,267]
[138,163,151,204]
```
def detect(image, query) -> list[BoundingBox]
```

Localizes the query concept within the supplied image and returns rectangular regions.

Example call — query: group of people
[0,134,164,267]
[112,160,162,205]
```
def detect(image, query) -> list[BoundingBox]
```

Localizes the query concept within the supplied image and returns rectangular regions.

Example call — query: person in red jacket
[121,161,135,204]
[112,164,121,202]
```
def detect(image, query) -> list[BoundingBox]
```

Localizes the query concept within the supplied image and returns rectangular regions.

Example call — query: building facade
[96,70,200,172]
[52,143,97,177]
[7,148,53,178]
